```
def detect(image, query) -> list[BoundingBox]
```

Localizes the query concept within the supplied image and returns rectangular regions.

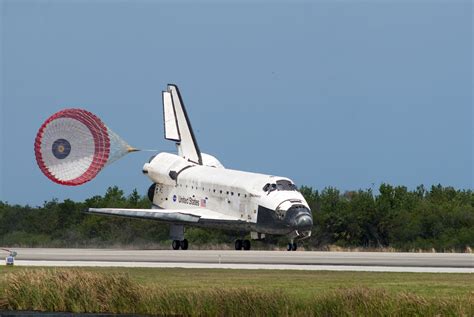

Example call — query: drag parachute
[35,108,138,186]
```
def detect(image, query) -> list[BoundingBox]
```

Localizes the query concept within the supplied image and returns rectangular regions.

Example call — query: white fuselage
[143,152,312,237]
[85,84,313,248]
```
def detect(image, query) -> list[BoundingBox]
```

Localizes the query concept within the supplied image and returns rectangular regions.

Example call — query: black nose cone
[285,206,313,230]
[295,214,313,230]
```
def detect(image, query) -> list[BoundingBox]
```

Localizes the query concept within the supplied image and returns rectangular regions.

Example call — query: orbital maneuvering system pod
[35,84,313,251]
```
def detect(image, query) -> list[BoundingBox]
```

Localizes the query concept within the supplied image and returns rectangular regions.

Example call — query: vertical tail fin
[163,91,180,141]
[162,84,202,165]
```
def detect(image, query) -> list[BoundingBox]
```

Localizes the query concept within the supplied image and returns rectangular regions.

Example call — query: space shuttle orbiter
[88,84,313,251]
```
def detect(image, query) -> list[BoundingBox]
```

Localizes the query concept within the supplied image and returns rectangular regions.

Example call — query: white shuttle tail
[163,84,202,165]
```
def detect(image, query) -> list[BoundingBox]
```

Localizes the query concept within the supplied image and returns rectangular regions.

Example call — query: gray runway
[7,248,474,273]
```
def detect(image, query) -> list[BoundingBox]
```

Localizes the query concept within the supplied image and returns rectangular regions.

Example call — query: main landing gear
[170,224,188,250]
[172,239,189,250]
[287,242,297,251]
[235,239,251,250]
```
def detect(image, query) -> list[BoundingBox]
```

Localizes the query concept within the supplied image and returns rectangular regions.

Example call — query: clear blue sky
[1,0,472,205]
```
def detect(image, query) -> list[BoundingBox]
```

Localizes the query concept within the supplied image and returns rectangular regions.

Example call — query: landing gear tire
[172,240,181,250]
[181,239,189,250]
[287,242,297,251]
[235,239,243,250]
[243,239,251,250]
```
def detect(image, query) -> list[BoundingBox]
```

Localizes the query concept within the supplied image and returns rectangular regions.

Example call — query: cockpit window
[276,180,297,191]
[263,180,297,192]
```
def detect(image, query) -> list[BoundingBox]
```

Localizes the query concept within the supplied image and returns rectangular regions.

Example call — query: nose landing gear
[287,242,297,251]
[172,239,189,250]
[286,229,310,251]
[235,239,251,250]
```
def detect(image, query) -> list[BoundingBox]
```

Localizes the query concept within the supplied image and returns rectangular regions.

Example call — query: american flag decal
[200,199,206,208]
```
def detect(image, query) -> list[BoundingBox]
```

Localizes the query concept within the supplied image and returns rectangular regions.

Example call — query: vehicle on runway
[35,85,313,251]
[2,249,17,266]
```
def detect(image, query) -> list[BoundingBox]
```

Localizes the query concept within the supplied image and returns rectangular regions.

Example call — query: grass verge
[0,268,472,316]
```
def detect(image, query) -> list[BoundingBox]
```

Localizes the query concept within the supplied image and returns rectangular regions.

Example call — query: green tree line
[0,184,472,251]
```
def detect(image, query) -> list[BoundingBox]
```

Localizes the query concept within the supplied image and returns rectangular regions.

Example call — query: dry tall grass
[1,269,472,316]
[3,269,141,313]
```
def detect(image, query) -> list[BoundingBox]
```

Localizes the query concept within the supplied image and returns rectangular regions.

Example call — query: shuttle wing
[87,207,240,223]
[163,84,202,165]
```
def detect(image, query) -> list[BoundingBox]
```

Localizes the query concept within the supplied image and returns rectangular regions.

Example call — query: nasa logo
[173,195,177,202]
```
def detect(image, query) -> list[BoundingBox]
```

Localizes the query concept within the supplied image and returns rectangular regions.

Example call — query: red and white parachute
[35,109,138,186]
